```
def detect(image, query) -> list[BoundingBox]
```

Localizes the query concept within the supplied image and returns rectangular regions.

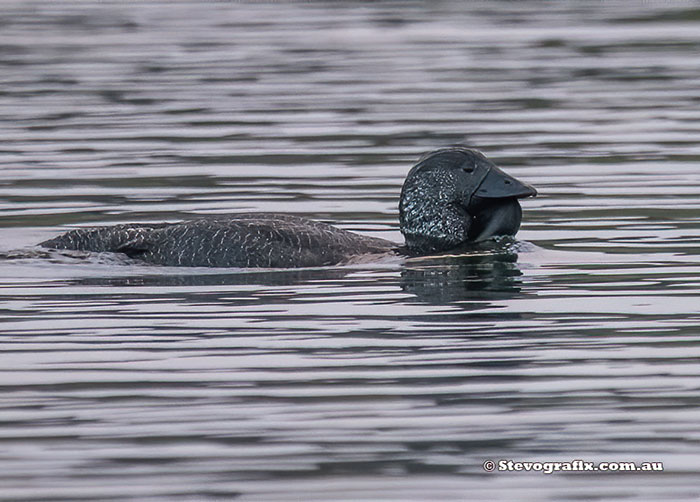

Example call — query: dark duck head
[399,147,537,254]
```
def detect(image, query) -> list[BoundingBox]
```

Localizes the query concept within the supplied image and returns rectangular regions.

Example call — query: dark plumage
[40,148,537,268]
[40,214,394,268]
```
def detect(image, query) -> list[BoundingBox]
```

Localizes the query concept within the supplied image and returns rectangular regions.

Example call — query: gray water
[2,1,700,501]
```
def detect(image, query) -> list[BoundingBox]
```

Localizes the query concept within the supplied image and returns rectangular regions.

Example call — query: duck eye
[462,166,474,173]
[504,180,511,185]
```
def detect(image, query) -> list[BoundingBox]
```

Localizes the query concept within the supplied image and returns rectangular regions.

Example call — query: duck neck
[399,200,471,254]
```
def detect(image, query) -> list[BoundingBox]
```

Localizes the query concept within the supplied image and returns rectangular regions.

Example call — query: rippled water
[2,2,700,501]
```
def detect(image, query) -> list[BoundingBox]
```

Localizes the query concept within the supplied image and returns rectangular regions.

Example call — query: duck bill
[474,165,537,200]
[467,165,536,242]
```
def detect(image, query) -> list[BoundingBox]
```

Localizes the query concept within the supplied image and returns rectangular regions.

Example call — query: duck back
[40,214,395,268]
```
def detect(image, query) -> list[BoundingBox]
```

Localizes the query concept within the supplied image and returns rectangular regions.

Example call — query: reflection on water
[2,1,700,501]
[1,237,526,303]
[402,243,525,304]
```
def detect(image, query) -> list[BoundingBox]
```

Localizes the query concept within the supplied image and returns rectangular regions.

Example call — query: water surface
[2,2,700,501]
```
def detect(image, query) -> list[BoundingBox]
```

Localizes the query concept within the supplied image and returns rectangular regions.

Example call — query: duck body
[39,214,396,268]
[39,148,537,268]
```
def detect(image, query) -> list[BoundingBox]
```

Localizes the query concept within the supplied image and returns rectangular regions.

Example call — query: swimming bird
[39,147,536,268]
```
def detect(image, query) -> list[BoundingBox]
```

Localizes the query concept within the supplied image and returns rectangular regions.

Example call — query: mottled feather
[40,214,395,268]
